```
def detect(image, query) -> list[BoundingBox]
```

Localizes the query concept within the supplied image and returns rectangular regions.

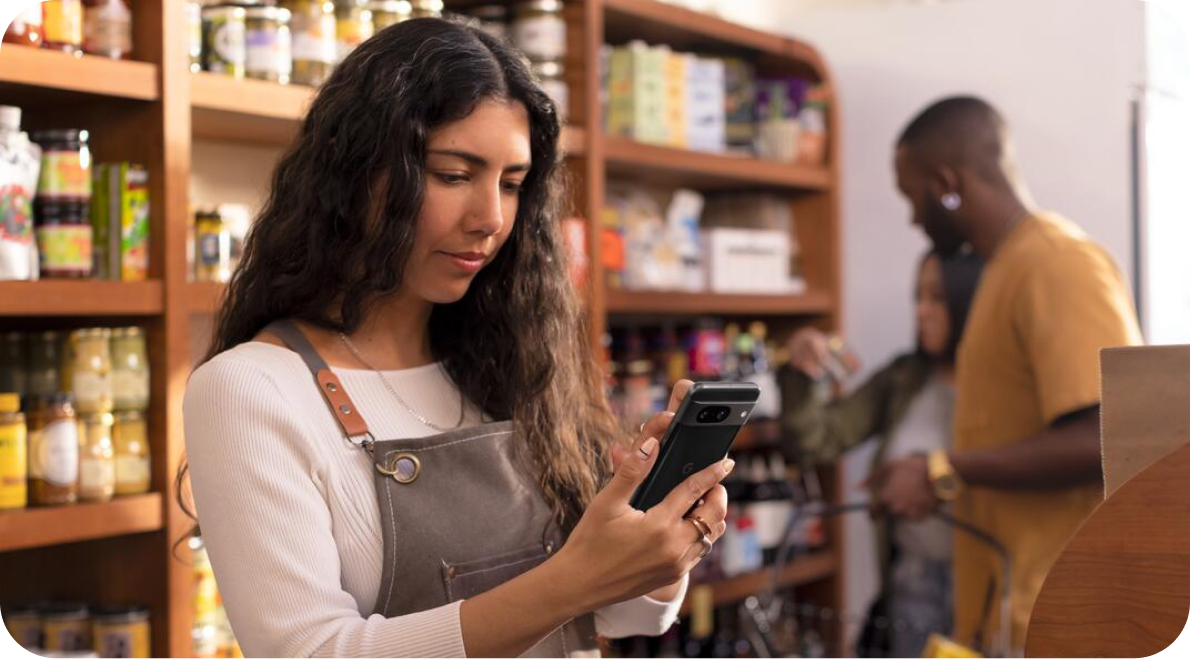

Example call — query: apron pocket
[442,542,552,602]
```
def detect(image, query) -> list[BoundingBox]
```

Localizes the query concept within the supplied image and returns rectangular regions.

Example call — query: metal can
[285,0,337,87]
[202,5,247,79]
[512,0,566,62]
[70,328,114,415]
[367,0,411,32]
[92,605,150,658]
[3,604,41,649]
[409,0,443,19]
[246,5,292,84]
[110,327,149,412]
[42,603,91,653]
[79,411,115,502]
[334,0,373,64]
[532,59,568,121]
[113,410,150,496]
[187,1,203,73]
[0,393,27,510]
[195,210,232,283]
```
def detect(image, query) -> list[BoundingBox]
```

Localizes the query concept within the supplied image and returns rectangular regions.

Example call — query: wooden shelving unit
[0,1,843,656]
[678,551,838,617]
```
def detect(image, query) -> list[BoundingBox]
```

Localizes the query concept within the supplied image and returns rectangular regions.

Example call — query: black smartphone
[629,382,760,511]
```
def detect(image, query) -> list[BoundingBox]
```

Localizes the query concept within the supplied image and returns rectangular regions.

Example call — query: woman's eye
[436,173,469,185]
[501,180,524,195]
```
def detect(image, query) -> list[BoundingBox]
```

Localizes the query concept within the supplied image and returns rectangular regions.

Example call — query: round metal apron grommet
[376,452,422,484]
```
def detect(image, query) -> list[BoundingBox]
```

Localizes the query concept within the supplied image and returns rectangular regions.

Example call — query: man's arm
[950,405,1102,490]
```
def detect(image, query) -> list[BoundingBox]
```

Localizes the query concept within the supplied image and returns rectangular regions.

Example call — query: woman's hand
[557,380,733,612]
[787,327,832,379]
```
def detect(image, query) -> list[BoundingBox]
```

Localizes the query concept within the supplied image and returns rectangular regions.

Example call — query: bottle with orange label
[43,0,85,53]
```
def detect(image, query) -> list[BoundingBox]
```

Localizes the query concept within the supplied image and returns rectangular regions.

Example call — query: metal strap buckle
[348,431,376,454]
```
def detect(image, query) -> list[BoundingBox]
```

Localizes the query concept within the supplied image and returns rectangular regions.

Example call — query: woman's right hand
[787,327,832,379]
[555,417,734,612]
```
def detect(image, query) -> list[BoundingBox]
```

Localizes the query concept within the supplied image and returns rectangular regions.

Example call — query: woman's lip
[440,251,486,273]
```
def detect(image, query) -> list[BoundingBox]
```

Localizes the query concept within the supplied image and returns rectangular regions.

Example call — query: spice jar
[471,4,508,42]
[367,0,410,32]
[110,327,149,412]
[92,605,151,658]
[532,59,568,121]
[113,410,149,496]
[285,0,337,87]
[70,328,113,414]
[409,0,442,19]
[30,129,92,202]
[202,5,247,78]
[3,604,41,649]
[245,5,292,84]
[43,0,85,53]
[334,0,373,64]
[512,0,566,62]
[28,394,80,506]
[0,393,28,510]
[195,210,232,283]
[27,331,63,398]
[35,200,93,279]
[79,411,115,502]
[82,0,133,59]
[42,603,91,653]
[0,332,27,397]
[3,5,44,47]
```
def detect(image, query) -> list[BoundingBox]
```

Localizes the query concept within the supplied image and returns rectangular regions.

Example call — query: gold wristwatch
[927,449,964,501]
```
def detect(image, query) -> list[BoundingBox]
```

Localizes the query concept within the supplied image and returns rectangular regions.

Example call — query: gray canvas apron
[265,321,599,657]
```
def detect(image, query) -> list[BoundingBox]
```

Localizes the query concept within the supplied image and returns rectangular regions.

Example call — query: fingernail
[722,458,736,474]
[640,438,659,459]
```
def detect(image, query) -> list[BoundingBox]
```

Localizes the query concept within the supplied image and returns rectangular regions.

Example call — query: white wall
[754,0,1147,646]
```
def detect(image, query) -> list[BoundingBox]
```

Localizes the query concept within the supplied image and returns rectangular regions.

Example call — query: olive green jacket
[777,352,935,596]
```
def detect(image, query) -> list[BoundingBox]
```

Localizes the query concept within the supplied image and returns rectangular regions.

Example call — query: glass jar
[512,0,566,62]
[79,411,115,502]
[3,5,44,47]
[27,393,80,506]
[0,332,27,398]
[285,0,337,87]
[110,327,149,412]
[0,393,27,510]
[30,129,92,202]
[82,0,133,60]
[113,410,149,496]
[43,0,85,53]
[41,603,91,653]
[334,0,373,64]
[3,604,41,650]
[195,210,232,283]
[202,5,247,78]
[92,605,151,659]
[246,5,292,84]
[532,59,568,121]
[70,328,113,414]
[34,200,93,279]
[409,0,442,19]
[27,331,62,399]
[367,0,410,32]
[470,4,508,42]
[187,1,203,73]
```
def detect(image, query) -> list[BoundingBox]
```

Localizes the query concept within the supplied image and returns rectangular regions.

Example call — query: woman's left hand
[609,380,730,602]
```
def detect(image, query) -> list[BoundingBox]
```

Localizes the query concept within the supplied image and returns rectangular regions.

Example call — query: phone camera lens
[698,406,731,423]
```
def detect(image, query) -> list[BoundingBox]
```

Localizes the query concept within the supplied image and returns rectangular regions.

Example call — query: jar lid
[29,129,86,145]
[116,410,144,422]
[46,392,75,407]
[244,5,287,20]
[202,4,247,17]
[34,199,90,219]
[471,4,508,20]
[515,0,563,13]
[84,412,114,426]
[2,603,39,618]
[0,394,20,414]
[39,602,90,620]
[91,604,149,623]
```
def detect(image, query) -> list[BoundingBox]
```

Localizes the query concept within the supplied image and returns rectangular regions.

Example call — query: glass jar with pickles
[285,0,337,87]
[111,327,149,412]
[69,328,113,415]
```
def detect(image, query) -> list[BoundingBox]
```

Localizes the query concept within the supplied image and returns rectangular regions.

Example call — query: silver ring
[697,536,713,558]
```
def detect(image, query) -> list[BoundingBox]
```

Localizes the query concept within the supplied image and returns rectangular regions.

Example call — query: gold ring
[687,514,713,539]
[639,421,646,434]
[697,536,713,558]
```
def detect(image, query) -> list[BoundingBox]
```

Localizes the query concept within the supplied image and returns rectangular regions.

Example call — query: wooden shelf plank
[606,288,832,317]
[0,46,158,101]
[0,281,163,316]
[603,136,829,191]
[680,551,837,616]
[0,494,163,553]
[186,281,226,314]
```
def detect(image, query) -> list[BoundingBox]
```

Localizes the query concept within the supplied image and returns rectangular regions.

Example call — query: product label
[0,183,35,244]
[0,423,27,508]
[246,29,284,74]
[197,230,228,267]
[290,12,336,64]
[115,455,149,488]
[36,224,92,274]
[37,150,91,199]
[121,183,150,281]
[73,371,112,411]
[80,457,115,496]
[83,2,132,55]
[112,370,149,409]
[33,420,79,487]
[211,19,247,70]
[512,15,566,61]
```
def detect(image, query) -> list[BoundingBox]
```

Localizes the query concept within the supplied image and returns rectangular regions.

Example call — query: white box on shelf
[703,228,804,294]
[686,55,726,153]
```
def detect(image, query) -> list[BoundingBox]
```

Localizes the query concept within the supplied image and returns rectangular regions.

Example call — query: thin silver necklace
[338,332,465,432]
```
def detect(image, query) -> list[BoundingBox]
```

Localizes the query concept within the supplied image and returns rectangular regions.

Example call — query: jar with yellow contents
[113,410,150,496]
[110,327,149,413]
[3,604,41,650]
[42,602,91,654]
[92,605,151,658]
[80,411,115,502]
[0,393,27,510]
[70,328,114,415]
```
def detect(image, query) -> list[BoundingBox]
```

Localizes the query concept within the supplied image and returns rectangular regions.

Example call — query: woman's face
[403,99,531,305]
[915,254,951,358]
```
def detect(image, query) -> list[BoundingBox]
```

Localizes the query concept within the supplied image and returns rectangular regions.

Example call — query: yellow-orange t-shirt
[952,212,1143,651]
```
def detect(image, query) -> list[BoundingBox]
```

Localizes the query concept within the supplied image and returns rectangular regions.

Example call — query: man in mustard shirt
[874,96,1143,653]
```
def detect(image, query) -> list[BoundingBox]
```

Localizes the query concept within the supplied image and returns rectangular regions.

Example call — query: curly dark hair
[178,18,618,538]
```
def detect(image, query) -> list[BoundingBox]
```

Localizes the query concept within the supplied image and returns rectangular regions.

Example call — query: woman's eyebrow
[427,148,530,172]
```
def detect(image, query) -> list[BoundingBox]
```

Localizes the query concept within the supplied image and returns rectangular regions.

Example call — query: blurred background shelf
[605,289,833,317]
[0,281,164,316]
[0,46,158,102]
[0,494,163,553]
[679,551,838,617]
[603,136,831,191]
